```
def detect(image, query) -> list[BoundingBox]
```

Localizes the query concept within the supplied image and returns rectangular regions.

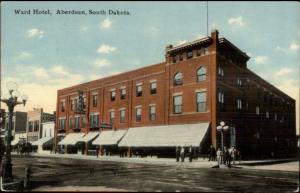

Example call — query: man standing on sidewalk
[176,146,180,162]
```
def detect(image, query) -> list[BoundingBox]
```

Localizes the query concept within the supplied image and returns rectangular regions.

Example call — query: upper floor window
[174,72,183,86]
[120,88,126,99]
[187,50,193,59]
[237,99,242,110]
[69,117,73,129]
[204,47,208,55]
[33,120,39,132]
[109,111,115,123]
[135,107,142,122]
[218,92,225,111]
[75,116,80,129]
[150,82,157,95]
[197,92,207,112]
[120,109,125,123]
[83,96,86,109]
[28,121,33,132]
[172,56,177,64]
[256,106,260,115]
[173,95,182,114]
[218,67,224,76]
[179,54,183,61]
[274,113,277,121]
[92,95,97,107]
[81,115,86,128]
[59,118,66,130]
[60,101,65,112]
[197,67,207,82]
[237,78,242,87]
[111,90,116,101]
[266,111,269,119]
[70,99,74,111]
[89,114,99,127]
[136,85,143,97]
[149,105,156,121]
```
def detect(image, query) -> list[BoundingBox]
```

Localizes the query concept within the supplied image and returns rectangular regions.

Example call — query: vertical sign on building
[230,126,236,147]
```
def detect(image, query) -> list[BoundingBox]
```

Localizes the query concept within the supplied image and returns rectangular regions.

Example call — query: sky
[1,1,300,134]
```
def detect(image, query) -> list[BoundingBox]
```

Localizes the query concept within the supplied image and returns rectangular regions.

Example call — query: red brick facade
[55,30,296,158]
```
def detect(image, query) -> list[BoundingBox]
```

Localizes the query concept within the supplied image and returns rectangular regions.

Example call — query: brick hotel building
[55,30,296,158]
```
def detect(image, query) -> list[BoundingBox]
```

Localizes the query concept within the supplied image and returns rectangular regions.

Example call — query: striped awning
[80,132,100,143]
[92,130,127,146]
[31,137,53,146]
[58,133,85,145]
[118,122,210,147]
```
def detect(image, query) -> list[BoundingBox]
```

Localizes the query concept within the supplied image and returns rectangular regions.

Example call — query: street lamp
[1,82,28,183]
[217,121,229,165]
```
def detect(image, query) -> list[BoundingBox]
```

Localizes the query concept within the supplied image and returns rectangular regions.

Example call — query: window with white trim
[174,72,183,86]
[150,82,157,94]
[120,109,125,123]
[173,95,182,114]
[110,111,115,123]
[136,107,142,122]
[136,85,143,97]
[149,106,156,121]
[197,67,207,82]
[197,92,207,112]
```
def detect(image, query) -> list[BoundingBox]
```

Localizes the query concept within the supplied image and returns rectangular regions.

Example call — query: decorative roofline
[166,37,212,53]
[218,37,250,60]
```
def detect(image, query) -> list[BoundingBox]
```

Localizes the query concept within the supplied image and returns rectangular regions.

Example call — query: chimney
[211,29,219,41]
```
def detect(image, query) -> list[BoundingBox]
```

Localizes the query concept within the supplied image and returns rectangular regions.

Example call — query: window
[70,99,74,111]
[237,78,242,87]
[89,114,99,127]
[111,90,116,101]
[61,101,65,112]
[196,48,201,56]
[34,120,39,132]
[59,119,66,130]
[83,96,86,109]
[266,111,269,119]
[237,99,242,110]
[136,107,142,122]
[28,121,33,132]
[173,95,182,114]
[149,106,156,121]
[81,115,86,128]
[218,67,224,76]
[204,47,208,55]
[136,85,143,97]
[274,113,277,121]
[172,56,177,63]
[69,117,73,129]
[179,54,183,61]
[197,67,206,82]
[150,82,157,94]
[120,88,126,99]
[120,109,125,123]
[74,116,80,129]
[218,92,225,111]
[110,111,115,123]
[187,51,193,59]
[92,95,97,107]
[74,99,78,111]
[174,72,183,86]
[256,106,260,115]
[197,92,207,112]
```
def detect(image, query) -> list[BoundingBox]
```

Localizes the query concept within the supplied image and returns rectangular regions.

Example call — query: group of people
[209,145,241,167]
[176,146,193,162]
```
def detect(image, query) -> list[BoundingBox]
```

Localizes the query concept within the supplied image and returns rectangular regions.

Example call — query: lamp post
[217,121,229,165]
[1,82,28,183]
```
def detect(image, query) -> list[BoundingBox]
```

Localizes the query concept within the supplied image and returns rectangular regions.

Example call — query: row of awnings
[57,122,210,147]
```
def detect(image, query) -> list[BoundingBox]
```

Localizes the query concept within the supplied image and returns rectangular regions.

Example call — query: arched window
[174,72,183,86]
[197,67,206,82]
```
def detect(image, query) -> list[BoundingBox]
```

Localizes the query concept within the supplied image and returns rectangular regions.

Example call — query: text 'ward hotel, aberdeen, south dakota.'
[54,30,297,159]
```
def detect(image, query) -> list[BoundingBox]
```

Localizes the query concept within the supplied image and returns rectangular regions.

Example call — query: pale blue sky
[1,1,299,132]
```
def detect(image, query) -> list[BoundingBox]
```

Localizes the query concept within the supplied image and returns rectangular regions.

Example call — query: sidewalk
[18,152,299,171]
[27,152,218,168]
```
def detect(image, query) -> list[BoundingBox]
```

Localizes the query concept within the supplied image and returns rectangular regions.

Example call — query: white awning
[118,122,210,147]
[80,132,100,142]
[11,133,27,146]
[31,137,53,146]
[92,130,127,146]
[58,133,85,145]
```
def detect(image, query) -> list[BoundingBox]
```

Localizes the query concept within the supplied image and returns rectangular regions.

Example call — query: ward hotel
[55,30,296,159]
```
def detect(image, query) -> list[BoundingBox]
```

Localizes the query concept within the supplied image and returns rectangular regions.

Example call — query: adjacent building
[27,108,55,143]
[55,30,296,158]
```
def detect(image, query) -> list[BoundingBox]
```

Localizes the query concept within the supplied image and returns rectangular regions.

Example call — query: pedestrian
[216,148,222,166]
[209,145,213,161]
[212,146,216,161]
[227,148,232,167]
[188,145,193,162]
[224,148,230,166]
[231,147,236,165]
[96,146,99,158]
[175,146,180,162]
[180,146,185,162]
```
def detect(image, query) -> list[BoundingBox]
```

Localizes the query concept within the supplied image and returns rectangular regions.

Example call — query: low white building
[31,121,54,154]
